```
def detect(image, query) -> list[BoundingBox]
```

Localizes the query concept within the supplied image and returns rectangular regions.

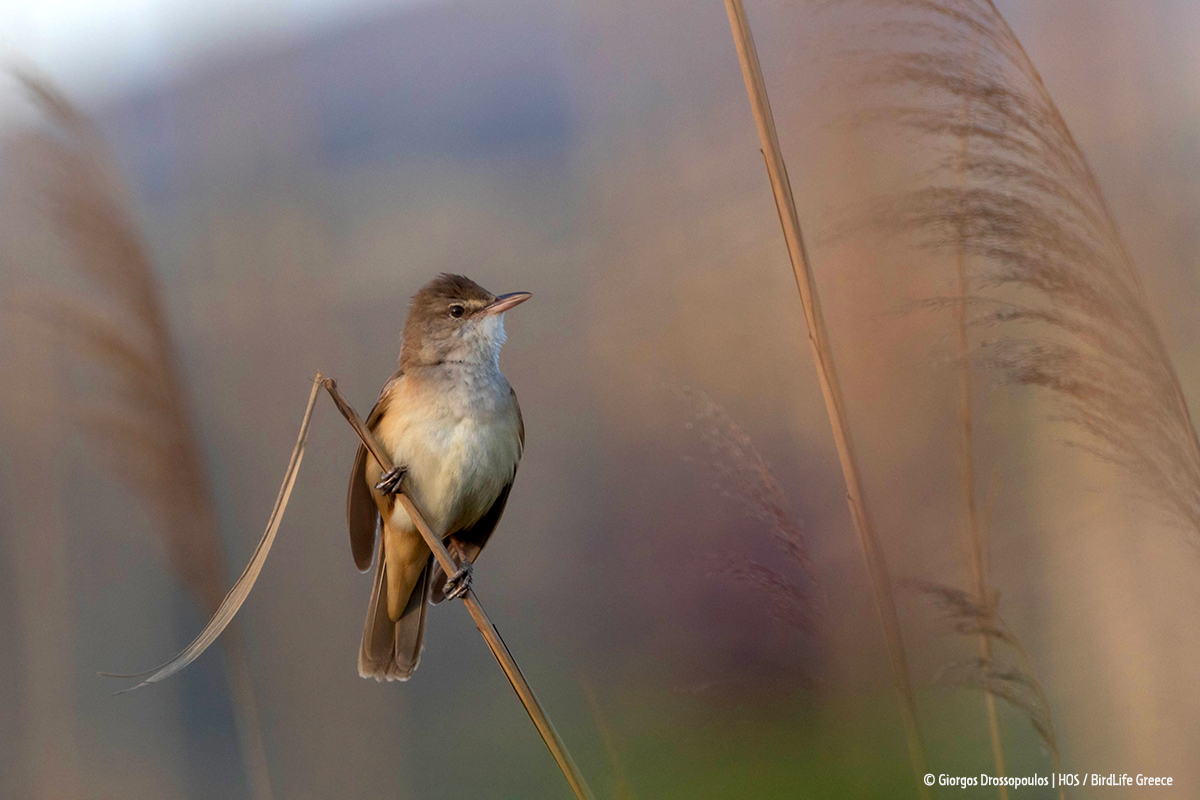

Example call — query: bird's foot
[374,466,406,495]
[443,562,473,601]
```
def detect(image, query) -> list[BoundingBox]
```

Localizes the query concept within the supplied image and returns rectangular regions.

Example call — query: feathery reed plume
[8,72,274,800]
[907,580,1064,800]
[723,3,931,794]
[825,0,1122,785]
[836,0,1200,538]
[678,386,819,637]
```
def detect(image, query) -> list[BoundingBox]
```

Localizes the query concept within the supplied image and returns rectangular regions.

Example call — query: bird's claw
[444,562,473,601]
[374,467,406,495]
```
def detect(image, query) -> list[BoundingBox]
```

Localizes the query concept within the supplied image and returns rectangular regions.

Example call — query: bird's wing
[430,386,523,604]
[456,385,522,562]
[515,385,524,453]
[346,370,402,572]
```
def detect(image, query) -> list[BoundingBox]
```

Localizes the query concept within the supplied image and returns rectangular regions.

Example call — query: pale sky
[0,0,436,101]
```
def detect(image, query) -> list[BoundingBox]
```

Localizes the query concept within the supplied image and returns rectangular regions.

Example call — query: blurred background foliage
[1,0,1199,797]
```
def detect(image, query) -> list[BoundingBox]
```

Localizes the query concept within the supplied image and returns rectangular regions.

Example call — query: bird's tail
[359,540,431,681]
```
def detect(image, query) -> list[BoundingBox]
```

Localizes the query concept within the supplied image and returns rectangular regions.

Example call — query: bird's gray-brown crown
[400,273,530,370]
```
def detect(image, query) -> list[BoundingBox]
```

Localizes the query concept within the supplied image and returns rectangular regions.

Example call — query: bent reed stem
[317,376,594,800]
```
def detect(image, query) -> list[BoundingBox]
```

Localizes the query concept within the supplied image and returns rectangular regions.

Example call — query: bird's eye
[449,304,465,319]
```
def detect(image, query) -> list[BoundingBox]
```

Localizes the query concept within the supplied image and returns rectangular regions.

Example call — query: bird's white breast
[375,365,521,536]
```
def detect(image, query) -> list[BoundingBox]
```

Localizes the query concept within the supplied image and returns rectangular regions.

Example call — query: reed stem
[318,376,594,800]
[952,54,1008,799]
[721,2,931,795]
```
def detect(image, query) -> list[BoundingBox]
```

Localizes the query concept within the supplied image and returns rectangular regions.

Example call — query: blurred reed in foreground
[840,0,1200,537]
[1,318,84,799]
[6,73,274,800]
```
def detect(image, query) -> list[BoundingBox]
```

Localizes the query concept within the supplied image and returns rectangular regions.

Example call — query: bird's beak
[482,291,531,316]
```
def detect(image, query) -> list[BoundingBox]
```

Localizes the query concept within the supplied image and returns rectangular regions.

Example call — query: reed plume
[827,0,1200,787]
[900,474,1064,797]
[908,579,1064,799]
[679,386,818,638]
[8,72,275,800]
[835,0,1200,538]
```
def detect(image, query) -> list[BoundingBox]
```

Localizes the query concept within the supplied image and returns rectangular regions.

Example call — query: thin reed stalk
[320,377,595,800]
[955,208,1008,800]
[580,675,634,800]
[721,2,931,794]
[951,52,1008,797]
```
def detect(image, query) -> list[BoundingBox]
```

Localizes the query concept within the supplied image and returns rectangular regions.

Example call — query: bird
[346,274,529,681]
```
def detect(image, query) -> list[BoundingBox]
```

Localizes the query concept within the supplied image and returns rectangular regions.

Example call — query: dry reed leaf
[104,380,319,690]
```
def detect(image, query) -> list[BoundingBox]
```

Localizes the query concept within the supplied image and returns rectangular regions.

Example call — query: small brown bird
[347,274,529,680]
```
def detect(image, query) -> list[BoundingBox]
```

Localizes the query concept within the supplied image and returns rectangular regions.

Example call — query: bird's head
[400,273,530,370]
